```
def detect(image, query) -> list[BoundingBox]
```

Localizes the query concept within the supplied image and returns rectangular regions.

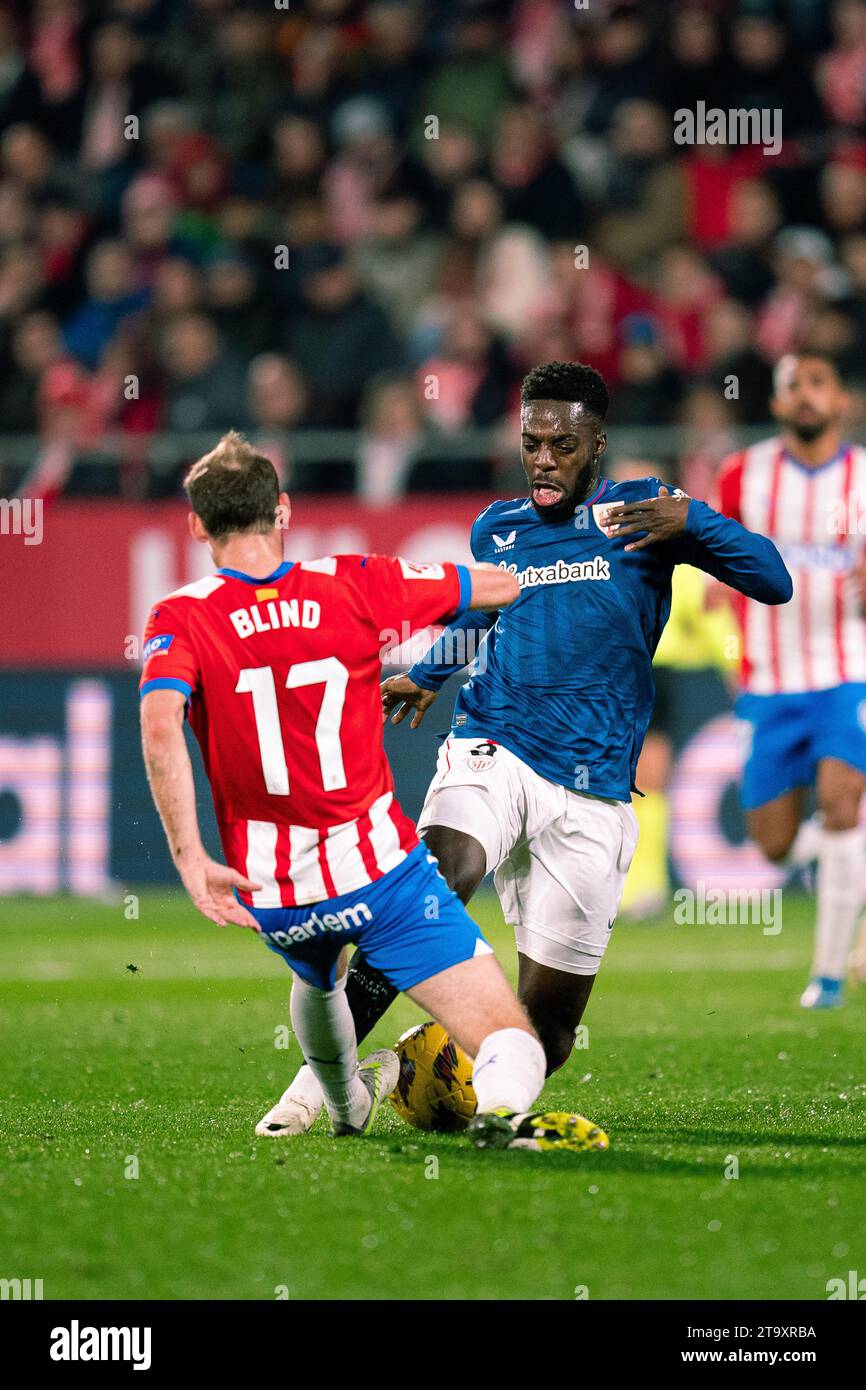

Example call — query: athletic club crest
[467,741,497,772]
[592,500,624,532]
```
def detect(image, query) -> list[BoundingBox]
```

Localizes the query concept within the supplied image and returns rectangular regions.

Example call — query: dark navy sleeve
[407,608,496,691]
[671,498,793,605]
[407,506,498,690]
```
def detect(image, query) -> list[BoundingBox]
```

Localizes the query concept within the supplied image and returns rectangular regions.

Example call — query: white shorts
[417,737,638,976]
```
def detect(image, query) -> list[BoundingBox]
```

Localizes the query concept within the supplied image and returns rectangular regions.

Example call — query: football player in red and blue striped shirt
[139,431,610,1154]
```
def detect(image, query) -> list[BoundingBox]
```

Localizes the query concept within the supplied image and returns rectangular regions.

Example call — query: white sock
[784,814,823,870]
[289,975,369,1127]
[280,1063,324,1113]
[812,826,866,980]
[471,1028,546,1114]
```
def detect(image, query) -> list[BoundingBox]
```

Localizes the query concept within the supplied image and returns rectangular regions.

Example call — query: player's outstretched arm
[465,561,520,610]
[140,689,262,929]
[382,563,519,729]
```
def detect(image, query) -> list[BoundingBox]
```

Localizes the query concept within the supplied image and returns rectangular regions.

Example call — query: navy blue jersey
[407,477,792,800]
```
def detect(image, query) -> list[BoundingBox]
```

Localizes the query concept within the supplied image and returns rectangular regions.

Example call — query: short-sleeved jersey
[717,439,866,694]
[140,554,470,907]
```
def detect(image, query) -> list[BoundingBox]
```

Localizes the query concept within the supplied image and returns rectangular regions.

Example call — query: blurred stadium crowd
[3,0,866,499]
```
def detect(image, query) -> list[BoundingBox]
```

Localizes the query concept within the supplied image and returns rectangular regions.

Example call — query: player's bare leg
[407,954,608,1152]
[423,825,488,903]
[517,954,595,1075]
[746,787,808,865]
[407,952,532,1059]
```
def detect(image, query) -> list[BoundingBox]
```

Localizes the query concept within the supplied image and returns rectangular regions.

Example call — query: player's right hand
[179,855,263,930]
[381,674,438,729]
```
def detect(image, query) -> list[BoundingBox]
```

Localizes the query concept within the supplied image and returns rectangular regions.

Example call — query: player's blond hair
[185,430,258,482]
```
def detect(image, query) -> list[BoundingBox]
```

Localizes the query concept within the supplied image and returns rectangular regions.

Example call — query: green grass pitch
[1,890,865,1301]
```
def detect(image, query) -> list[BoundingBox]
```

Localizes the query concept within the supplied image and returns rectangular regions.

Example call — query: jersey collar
[782,443,850,474]
[216,560,295,584]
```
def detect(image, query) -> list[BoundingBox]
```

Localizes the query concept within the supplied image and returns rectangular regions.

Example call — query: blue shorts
[249,843,491,991]
[736,683,866,810]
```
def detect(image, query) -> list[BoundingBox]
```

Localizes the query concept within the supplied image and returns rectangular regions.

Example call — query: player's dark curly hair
[520,361,609,422]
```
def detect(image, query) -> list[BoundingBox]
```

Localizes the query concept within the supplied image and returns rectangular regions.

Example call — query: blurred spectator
[272,115,328,206]
[2,122,68,199]
[248,353,310,434]
[606,314,683,426]
[36,196,88,317]
[802,300,862,375]
[817,0,866,127]
[662,3,730,118]
[821,146,866,234]
[756,226,843,359]
[0,242,47,323]
[121,173,180,277]
[5,1,866,499]
[205,248,274,359]
[64,239,148,369]
[488,104,584,242]
[417,304,512,432]
[655,246,724,373]
[357,372,424,503]
[352,188,442,335]
[702,297,774,424]
[75,19,168,179]
[150,255,203,325]
[284,244,402,426]
[728,12,825,140]
[160,310,247,432]
[247,352,311,486]
[0,7,43,129]
[593,100,685,271]
[0,307,65,430]
[675,383,738,502]
[203,6,281,163]
[355,1,427,139]
[583,6,657,135]
[28,0,82,147]
[419,123,482,227]
[707,179,781,307]
[416,9,514,151]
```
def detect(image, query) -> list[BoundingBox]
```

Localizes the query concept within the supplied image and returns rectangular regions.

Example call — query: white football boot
[255,1089,321,1138]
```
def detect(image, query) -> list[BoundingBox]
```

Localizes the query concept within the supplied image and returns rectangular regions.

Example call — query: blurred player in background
[716,353,866,1009]
[620,560,738,919]
[139,431,612,1153]
[603,459,739,920]
[274,360,792,1135]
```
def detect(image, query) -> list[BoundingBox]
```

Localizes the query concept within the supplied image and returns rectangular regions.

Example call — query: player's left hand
[179,855,263,931]
[598,485,689,552]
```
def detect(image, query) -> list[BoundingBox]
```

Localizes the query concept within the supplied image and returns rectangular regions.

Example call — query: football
[389,1021,477,1132]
